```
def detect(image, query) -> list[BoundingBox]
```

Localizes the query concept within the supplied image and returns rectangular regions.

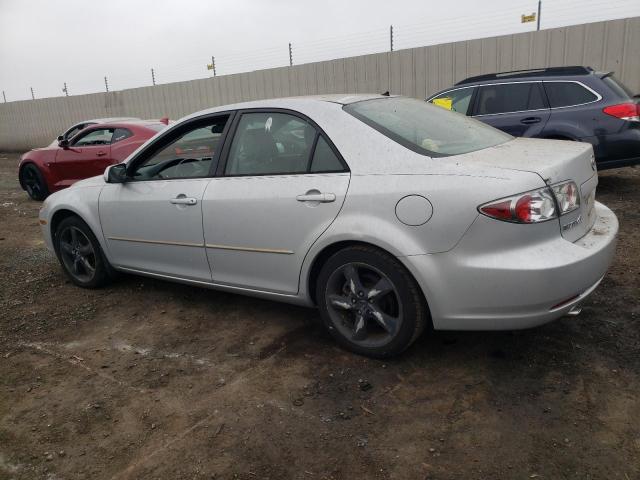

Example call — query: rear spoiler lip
[598,71,615,80]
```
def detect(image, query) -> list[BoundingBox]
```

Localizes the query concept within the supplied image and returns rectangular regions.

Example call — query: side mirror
[58,138,69,149]
[57,135,64,142]
[105,163,128,184]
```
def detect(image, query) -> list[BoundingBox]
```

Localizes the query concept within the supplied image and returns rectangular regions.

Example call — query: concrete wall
[1,16,639,151]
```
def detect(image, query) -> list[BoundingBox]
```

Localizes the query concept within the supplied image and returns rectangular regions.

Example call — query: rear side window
[429,87,475,115]
[344,97,511,157]
[310,136,343,173]
[475,82,546,115]
[544,82,598,108]
[112,128,133,143]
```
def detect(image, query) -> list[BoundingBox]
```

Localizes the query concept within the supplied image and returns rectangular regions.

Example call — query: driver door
[52,128,114,188]
[99,114,232,281]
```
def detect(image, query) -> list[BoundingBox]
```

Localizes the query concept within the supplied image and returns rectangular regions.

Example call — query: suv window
[73,128,114,146]
[344,97,511,157]
[544,82,598,108]
[225,112,316,175]
[429,87,474,115]
[112,128,133,143]
[475,82,546,115]
[132,116,229,180]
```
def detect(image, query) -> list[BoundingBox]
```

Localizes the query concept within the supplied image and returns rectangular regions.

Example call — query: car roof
[454,66,599,86]
[85,119,168,130]
[179,94,392,122]
[80,117,141,125]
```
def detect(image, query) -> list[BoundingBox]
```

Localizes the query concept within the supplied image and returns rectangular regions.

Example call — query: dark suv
[427,66,640,169]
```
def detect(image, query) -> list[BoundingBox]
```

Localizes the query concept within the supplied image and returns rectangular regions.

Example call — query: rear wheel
[316,245,427,358]
[54,216,112,288]
[20,164,49,201]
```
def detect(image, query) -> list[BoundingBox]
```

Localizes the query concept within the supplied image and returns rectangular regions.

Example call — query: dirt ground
[0,152,638,480]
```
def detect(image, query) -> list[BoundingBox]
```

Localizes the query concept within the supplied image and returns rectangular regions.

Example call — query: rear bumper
[581,127,640,169]
[402,201,618,330]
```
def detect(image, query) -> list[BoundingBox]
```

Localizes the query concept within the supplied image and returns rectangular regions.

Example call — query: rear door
[471,82,550,137]
[202,110,350,294]
[52,128,114,187]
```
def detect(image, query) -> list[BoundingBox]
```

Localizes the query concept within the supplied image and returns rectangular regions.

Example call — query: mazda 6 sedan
[38,94,618,357]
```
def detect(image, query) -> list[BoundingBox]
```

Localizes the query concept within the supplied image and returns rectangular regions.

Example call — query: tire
[20,163,49,201]
[54,216,113,288]
[316,245,427,358]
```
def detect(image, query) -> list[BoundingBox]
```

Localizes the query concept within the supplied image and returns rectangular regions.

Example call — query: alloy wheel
[325,262,402,348]
[23,167,42,198]
[58,226,97,283]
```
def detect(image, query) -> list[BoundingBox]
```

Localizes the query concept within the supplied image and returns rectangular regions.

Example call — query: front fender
[40,185,108,257]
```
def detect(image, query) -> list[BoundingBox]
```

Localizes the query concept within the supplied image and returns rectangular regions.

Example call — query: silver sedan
[38,95,618,357]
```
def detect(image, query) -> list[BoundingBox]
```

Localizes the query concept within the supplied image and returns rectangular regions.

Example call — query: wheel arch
[543,134,577,141]
[305,240,431,318]
[50,208,82,241]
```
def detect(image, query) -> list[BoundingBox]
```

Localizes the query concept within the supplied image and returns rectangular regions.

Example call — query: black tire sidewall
[54,216,111,288]
[316,246,425,358]
[21,164,49,201]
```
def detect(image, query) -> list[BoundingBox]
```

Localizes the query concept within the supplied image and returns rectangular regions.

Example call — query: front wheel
[316,245,427,358]
[54,216,113,288]
[20,164,49,201]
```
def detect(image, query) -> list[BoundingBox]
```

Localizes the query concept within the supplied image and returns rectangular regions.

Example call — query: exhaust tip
[566,305,582,317]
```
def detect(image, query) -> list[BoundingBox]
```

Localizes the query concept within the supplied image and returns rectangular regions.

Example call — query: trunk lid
[458,137,598,241]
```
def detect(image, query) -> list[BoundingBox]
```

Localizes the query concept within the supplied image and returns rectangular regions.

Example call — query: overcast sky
[1,0,638,101]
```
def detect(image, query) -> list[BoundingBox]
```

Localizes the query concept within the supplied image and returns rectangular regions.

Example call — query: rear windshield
[602,75,635,99]
[343,97,511,157]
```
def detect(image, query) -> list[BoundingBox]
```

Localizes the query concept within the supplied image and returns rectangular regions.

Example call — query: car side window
[225,112,316,176]
[429,87,475,115]
[544,82,598,108]
[475,82,546,115]
[64,124,87,140]
[131,116,229,181]
[72,128,114,146]
[310,136,344,173]
[112,128,133,143]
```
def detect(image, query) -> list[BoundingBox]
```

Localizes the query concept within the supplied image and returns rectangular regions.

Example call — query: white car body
[39,95,618,332]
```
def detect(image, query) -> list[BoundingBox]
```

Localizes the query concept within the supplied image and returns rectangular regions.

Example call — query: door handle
[520,117,541,125]
[296,192,336,203]
[170,196,197,205]
[96,151,107,157]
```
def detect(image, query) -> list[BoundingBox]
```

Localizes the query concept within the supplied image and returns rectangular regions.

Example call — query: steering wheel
[175,158,204,177]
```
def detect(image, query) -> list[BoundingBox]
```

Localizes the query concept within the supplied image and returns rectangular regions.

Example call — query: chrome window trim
[428,80,602,116]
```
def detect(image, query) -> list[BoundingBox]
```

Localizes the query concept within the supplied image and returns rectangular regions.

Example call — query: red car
[18,120,168,200]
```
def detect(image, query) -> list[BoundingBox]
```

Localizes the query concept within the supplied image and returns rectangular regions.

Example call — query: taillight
[551,181,580,215]
[479,187,557,223]
[479,181,581,224]
[603,103,640,122]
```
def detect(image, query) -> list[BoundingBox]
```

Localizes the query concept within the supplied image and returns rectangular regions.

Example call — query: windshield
[344,97,512,157]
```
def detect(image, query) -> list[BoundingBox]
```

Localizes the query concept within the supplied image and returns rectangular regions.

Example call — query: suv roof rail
[455,66,593,86]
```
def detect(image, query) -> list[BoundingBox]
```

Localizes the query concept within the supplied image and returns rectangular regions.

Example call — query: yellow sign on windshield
[433,97,453,110]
